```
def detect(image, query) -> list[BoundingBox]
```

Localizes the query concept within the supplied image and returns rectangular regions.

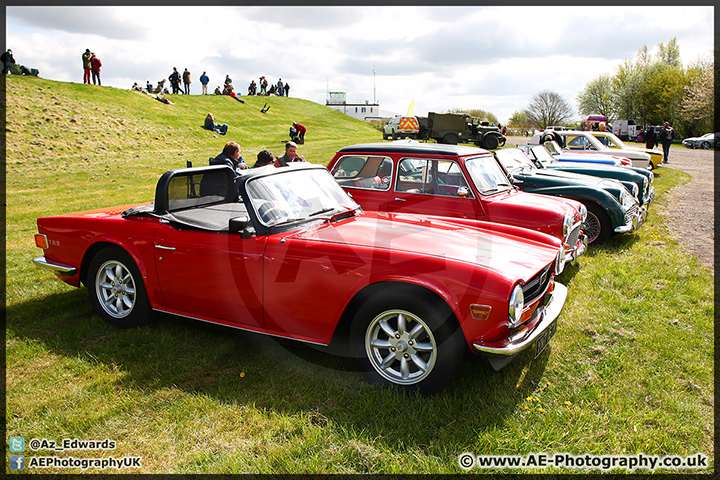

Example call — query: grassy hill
[4,75,713,474]
[5,75,380,169]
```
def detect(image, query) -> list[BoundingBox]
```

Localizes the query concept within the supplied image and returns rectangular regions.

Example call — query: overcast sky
[6,5,715,123]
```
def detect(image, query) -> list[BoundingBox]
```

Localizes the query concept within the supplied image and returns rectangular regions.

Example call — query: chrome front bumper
[472,282,568,367]
[564,234,588,265]
[33,256,77,276]
[644,186,655,206]
[615,206,648,233]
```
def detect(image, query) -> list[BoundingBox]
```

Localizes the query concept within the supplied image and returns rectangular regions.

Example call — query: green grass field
[5,75,714,474]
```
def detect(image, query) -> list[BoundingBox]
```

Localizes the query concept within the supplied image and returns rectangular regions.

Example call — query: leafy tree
[657,38,682,67]
[523,90,574,129]
[679,51,715,136]
[576,74,616,120]
[445,107,499,126]
[508,110,532,132]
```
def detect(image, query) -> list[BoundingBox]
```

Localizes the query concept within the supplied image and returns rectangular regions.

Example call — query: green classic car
[520,143,655,207]
[495,147,647,245]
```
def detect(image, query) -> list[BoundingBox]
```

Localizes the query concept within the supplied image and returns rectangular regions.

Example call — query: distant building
[326,91,381,122]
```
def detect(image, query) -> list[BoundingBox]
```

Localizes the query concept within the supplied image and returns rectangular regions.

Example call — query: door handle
[155,245,176,251]
[394,198,406,202]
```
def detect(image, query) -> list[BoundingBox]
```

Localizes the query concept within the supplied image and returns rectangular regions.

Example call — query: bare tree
[523,90,574,129]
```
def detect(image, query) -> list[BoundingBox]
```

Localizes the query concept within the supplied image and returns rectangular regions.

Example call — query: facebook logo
[10,436,25,452]
[9,455,25,470]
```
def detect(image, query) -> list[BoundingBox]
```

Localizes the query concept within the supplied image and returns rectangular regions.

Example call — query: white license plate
[533,318,557,358]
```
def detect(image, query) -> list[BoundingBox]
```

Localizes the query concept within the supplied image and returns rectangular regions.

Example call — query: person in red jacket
[90,53,102,86]
[290,121,307,144]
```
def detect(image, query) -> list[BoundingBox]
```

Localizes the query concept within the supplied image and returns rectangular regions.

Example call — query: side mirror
[229,215,250,235]
[510,174,523,184]
[457,186,470,197]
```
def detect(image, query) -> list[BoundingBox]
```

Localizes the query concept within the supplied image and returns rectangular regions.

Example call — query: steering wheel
[258,201,288,224]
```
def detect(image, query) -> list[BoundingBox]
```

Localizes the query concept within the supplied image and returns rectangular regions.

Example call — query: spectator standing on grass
[183,68,191,95]
[248,80,257,95]
[275,141,306,167]
[260,76,268,95]
[90,53,102,85]
[200,71,209,95]
[2,49,15,74]
[211,141,248,171]
[146,80,153,92]
[277,78,284,97]
[644,125,657,149]
[283,82,290,97]
[169,67,181,94]
[658,121,675,164]
[82,49,92,84]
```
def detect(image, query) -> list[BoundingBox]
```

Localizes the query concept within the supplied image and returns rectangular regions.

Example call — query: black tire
[483,135,499,150]
[701,141,710,149]
[88,246,152,328]
[383,133,389,140]
[350,286,465,394]
[583,202,612,245]
[648,160,655,170]
[392,131,398,140]
[443,133,458,145]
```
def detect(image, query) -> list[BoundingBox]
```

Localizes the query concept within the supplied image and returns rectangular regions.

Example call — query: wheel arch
[331,280,458,345]
[80,240,161,308]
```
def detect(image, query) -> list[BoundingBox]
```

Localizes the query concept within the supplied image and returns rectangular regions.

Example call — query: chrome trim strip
[472,282,568,357]
[32,256,77,275]
[153,309,330,347]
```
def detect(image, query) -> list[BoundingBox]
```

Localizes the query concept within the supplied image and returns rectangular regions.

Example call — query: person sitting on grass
[210,141,248,172]
[204,113,228,135]
[274,141,306,167]
[253,149,276,168]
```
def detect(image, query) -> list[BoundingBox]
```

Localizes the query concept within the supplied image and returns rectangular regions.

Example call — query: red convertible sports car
[34,163,568,394]
[327,142,588,268]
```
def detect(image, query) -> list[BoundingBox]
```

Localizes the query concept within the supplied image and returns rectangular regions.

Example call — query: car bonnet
[292,212,559,282]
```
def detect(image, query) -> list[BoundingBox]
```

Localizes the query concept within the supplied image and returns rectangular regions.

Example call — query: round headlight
[562,213,572,237]
[508,284,524,327]
[631,183,639,198]
[555,248,565,276]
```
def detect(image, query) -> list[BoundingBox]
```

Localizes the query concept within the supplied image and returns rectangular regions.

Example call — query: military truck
[416,112,506,149]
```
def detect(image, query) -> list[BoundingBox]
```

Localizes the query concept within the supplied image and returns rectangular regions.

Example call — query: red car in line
[34,163,568,394]
[327,142,588,267]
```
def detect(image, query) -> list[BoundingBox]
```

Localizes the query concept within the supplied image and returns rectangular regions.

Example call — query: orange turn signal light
[470,304,492,321]
[34,234,49,249]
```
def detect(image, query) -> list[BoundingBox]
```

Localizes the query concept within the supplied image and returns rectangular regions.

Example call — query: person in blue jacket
[200,71,209,95]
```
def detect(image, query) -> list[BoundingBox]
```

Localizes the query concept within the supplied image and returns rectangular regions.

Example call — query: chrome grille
[625,204,639,224]
[565,223,582,249]
[522,264,552,305]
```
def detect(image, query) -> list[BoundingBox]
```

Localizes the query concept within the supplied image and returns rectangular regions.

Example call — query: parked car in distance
[520,142,655,207]
[682,132,719,150]
[383,116,420,140]
[531,130,652,169]
[327,141,587,267]
[588,130,663,169]
[33,163,569,395]
[530,131,632,167]
[495,147,647,245]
